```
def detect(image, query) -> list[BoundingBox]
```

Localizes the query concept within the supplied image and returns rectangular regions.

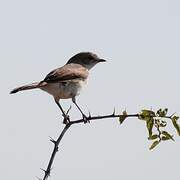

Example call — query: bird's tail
[10,82,45,94]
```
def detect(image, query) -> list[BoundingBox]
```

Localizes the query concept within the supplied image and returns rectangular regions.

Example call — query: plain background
[1,0,180,179]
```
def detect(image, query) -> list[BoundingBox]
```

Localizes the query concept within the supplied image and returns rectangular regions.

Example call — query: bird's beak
[98,59,107,62]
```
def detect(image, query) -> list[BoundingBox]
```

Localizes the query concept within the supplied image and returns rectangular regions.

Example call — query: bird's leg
[72,97,89,123]
[55,100,70,124]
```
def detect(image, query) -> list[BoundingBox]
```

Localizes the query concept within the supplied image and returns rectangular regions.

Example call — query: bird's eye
[88,56,94,60]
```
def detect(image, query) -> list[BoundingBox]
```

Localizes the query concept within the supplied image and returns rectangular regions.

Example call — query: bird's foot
[82,114,90,124]
[62,106,71,124]
[62,114,70,124]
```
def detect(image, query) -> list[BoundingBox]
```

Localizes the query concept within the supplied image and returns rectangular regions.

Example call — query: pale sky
[1,0,180,180]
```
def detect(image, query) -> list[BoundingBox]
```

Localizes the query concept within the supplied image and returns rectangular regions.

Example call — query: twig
[43,123,71,180]
[42,113,137,179]
[42,112,172,180]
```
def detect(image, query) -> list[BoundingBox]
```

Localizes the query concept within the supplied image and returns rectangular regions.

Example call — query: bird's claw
[62,106,71,124]
[82,114,90,124]
[63,114,70,124]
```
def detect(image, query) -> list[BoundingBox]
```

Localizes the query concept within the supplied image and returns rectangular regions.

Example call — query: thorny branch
[39,109,179,180]
[41,113,138,180]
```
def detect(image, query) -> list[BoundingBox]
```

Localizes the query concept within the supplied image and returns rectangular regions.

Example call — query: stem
[41,112,172,180]
[43,123,71,180]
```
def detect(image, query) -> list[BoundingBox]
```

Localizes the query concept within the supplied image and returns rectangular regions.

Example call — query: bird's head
[66,52,106,70]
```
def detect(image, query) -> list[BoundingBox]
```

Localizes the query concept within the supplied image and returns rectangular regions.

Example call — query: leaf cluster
[119,108,180,150]
[138,108,180,150]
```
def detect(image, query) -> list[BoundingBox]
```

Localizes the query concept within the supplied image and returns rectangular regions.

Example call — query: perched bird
[10,52,106,123]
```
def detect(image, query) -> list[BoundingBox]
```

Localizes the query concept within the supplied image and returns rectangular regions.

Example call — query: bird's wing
[43,64,89,83]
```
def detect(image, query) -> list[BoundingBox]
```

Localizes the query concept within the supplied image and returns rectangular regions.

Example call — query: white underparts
[40,79,87,101]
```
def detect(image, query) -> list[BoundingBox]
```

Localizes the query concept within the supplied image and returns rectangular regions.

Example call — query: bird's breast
[40,79,87,100]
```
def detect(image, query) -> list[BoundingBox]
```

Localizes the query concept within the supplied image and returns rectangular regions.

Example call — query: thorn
[55,146,59,152]
[170,112,176,118]
[112,107,115,115]
[88,111,91,118]
[44,168,52,178]
[40,168,46,173]
[49,136,56,144]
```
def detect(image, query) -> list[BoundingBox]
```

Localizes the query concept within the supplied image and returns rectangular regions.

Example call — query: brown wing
[43,64,89,83]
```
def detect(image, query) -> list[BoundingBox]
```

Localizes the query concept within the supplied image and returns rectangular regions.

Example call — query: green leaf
[149,140,160,150]
[161,136,171,141]
[119,110,127,124]
[164,108,168,114]
[162,131,174,141]
[159,120,167,127]
[156,108,168,117]
[146,118,154,137]
[148,134,158,140]
[171,116,180,136]
[139,110,155,120]
[172,116,179,121]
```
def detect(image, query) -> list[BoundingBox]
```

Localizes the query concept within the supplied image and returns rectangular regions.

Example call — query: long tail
[10,82,45,94]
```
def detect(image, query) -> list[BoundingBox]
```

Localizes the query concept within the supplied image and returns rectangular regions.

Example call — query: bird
[10,52,106,124]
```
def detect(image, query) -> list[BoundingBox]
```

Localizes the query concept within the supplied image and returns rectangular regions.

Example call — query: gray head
[66,52,106,70]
